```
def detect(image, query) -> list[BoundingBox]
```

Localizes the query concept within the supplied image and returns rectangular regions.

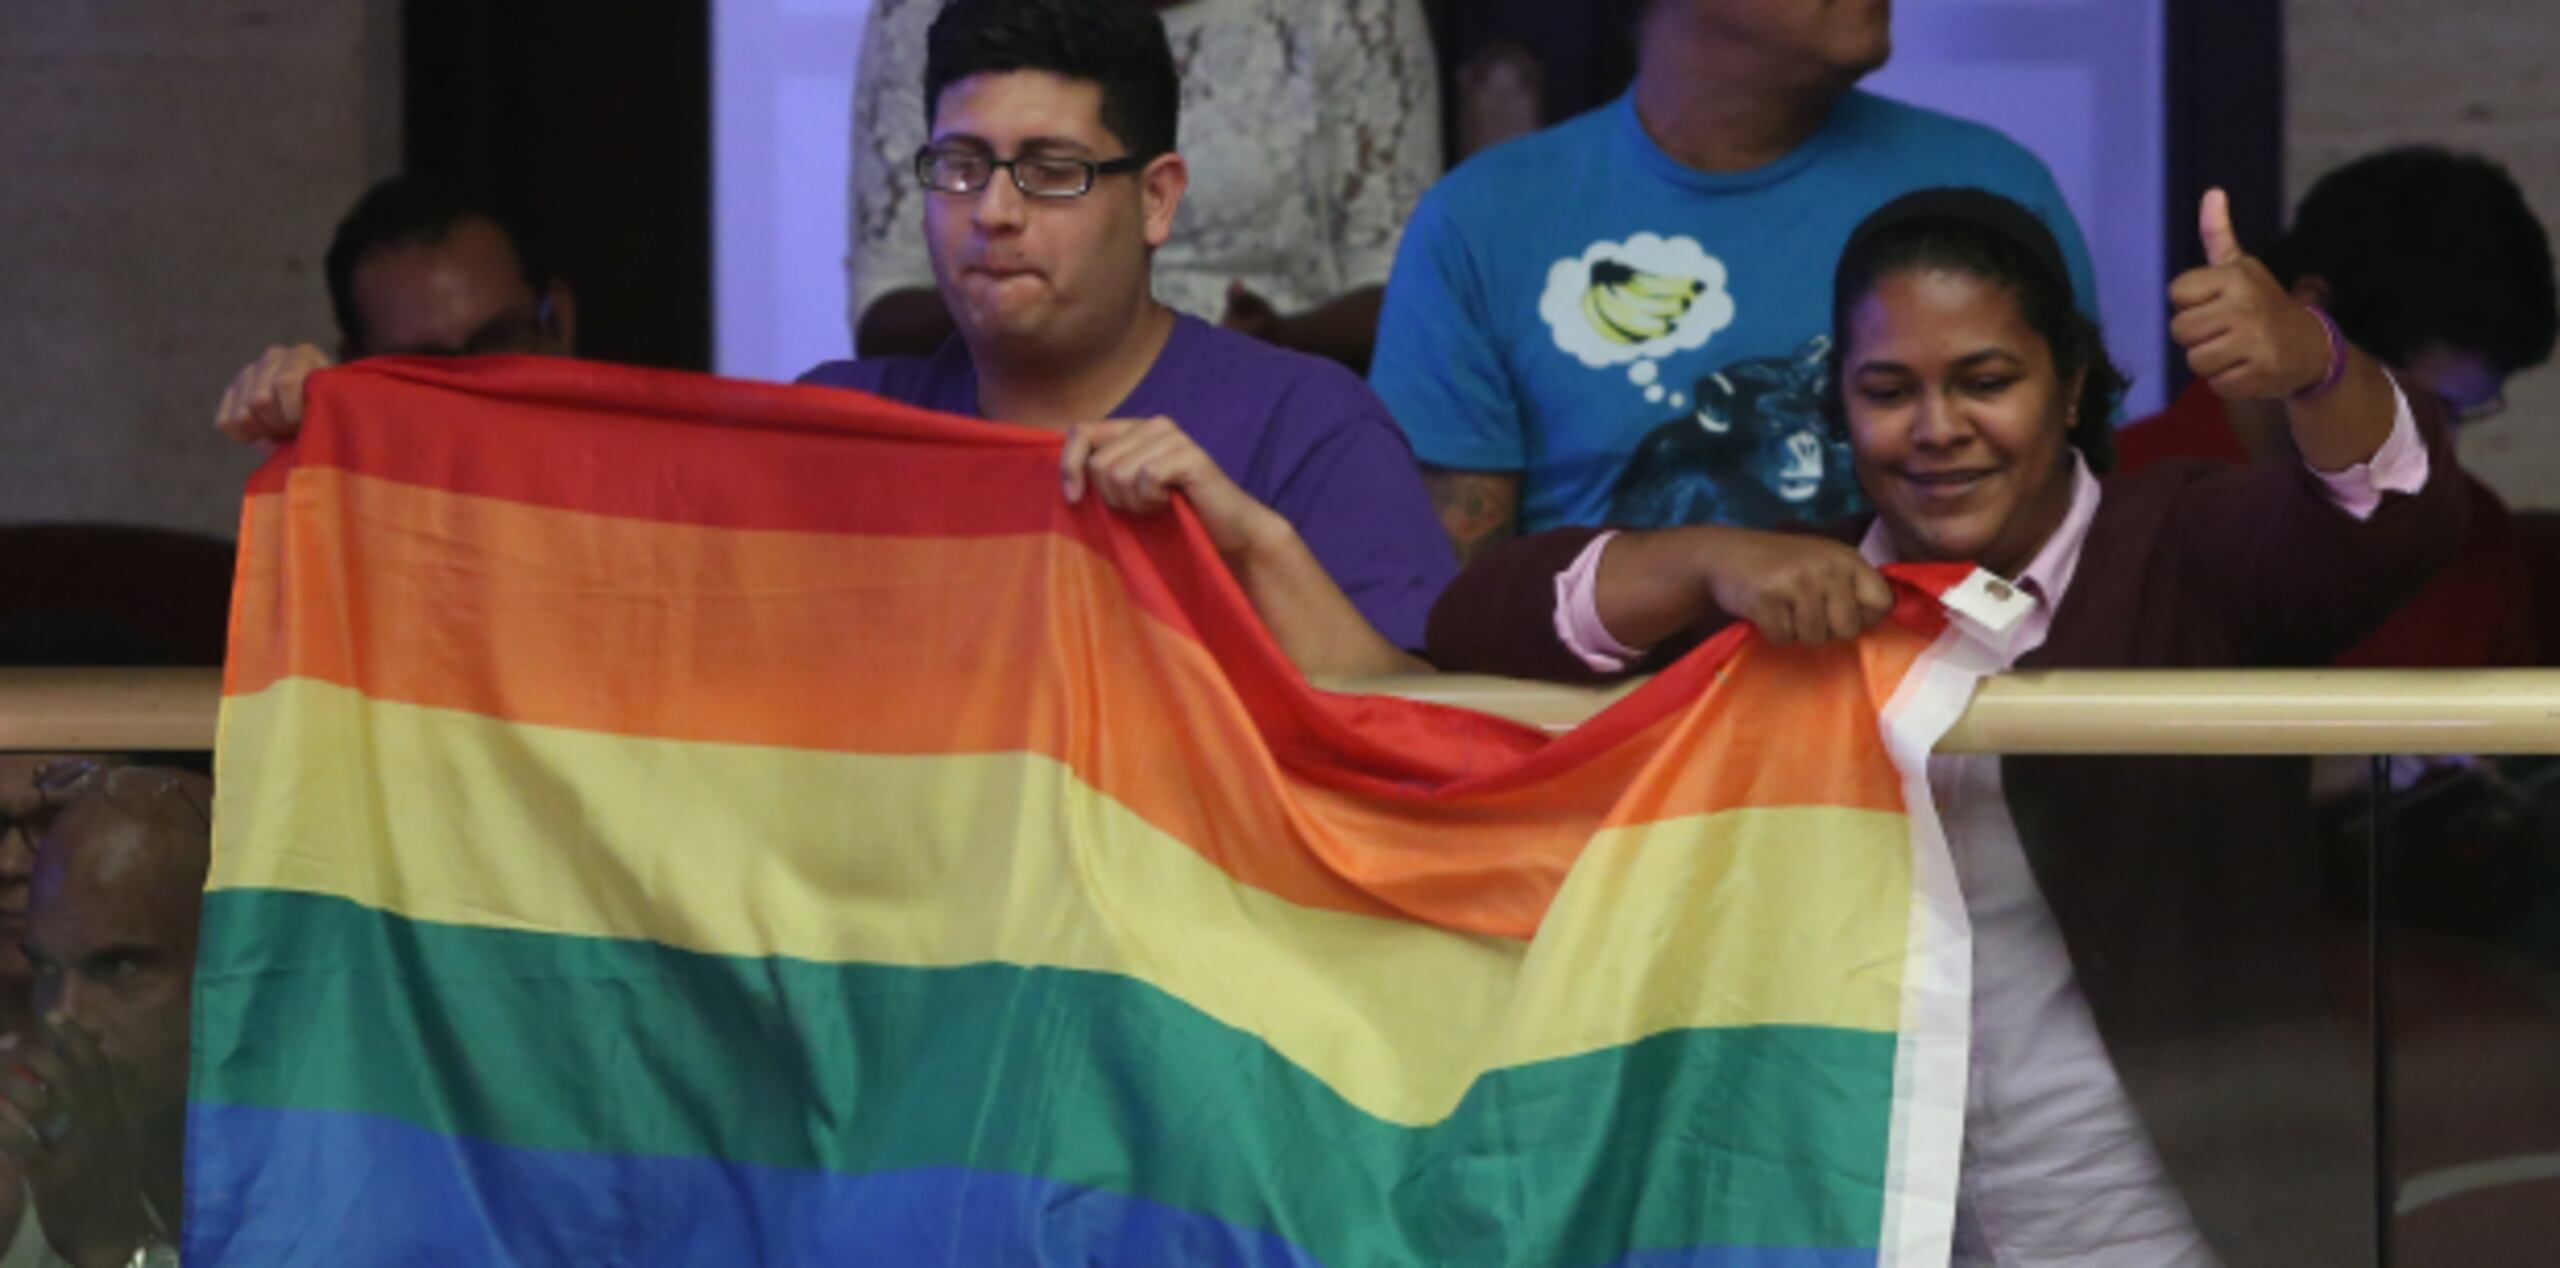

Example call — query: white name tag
[1940,567,2036,637]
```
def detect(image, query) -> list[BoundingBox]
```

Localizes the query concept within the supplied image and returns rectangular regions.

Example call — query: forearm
[1225,513,1425,677]
[2187,376,2464,663]
[1422,467,1521,564]
[2288,346,2399,472]
[1590,526,1730,649]
[1270,286,1386,372]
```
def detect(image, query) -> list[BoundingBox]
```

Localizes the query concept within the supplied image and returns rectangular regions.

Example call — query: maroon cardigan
[1427,403,2467,1262]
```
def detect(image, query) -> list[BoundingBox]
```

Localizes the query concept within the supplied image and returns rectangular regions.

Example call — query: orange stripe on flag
[229,469,1913,937]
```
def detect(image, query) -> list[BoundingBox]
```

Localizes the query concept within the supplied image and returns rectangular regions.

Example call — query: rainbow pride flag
[194,358,1981,1266]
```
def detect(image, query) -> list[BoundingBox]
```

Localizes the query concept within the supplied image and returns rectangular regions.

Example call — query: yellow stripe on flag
[218,679,1913,1126]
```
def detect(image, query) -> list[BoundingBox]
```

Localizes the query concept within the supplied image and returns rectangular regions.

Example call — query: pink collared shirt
[1555,389,2427,672]
[1551,387,2427,1265]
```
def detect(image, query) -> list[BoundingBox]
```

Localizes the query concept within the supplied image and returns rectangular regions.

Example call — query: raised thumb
[2199,187,2244,267]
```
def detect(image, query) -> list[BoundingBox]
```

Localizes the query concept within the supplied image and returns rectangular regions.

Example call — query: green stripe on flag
[195,889,1895,1264]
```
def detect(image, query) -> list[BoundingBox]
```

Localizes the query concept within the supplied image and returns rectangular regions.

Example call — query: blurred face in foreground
[27,771,210,1122]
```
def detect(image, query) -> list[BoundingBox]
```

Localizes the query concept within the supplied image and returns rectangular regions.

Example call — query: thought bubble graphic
[1540,233,1736,370]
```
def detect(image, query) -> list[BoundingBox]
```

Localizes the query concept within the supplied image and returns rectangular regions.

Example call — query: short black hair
[323,176,551,356]
[2262,146,2557,377]
[923,0,1180,161]
[1827,187,2127,472]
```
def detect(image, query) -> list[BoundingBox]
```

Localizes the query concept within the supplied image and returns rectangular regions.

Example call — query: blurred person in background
[215,174,579,441]
[2117,144,2559,668]
[0,766,207,1268]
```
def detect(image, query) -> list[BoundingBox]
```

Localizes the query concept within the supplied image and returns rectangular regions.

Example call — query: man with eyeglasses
[2116,146,2560,667]
[215,0,1450,673]
[214,176,576,440]
[0,765,205,1268]
[844,0,1441,373]
[797,0,1452,661]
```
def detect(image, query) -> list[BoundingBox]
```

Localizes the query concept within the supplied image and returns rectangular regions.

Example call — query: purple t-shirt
[800,315,1456,649]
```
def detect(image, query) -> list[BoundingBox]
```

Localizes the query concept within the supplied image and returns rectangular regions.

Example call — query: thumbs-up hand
[2168,188,2337,400]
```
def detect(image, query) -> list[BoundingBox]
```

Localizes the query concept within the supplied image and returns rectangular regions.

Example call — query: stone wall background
[0,1,400,539]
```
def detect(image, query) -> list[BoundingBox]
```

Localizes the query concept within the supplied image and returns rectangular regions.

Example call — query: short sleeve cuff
[2311,378,2429,521]
[1554,531,1643,672]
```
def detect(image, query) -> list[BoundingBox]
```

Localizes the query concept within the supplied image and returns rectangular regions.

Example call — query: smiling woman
[1424,185,2468,1261]
[1428,184,2416,670]
[1830,189,2128,582]
[1844,267,2076,576]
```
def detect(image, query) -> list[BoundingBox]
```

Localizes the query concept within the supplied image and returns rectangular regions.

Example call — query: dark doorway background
[1422,0,1645,160]
[2163,0,2284,399]
[403,1,713,372]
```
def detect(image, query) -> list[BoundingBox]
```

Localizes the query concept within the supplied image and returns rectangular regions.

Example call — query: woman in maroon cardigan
[1429,188,2465,1264]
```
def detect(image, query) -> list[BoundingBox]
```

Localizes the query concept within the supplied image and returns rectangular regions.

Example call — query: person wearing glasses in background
[800,0,1452,662]
[0,757,127,1268]
[2115,146,2560,667]
[216,0,1449,675]
[0,764,204,1268]
[213,176,576,439]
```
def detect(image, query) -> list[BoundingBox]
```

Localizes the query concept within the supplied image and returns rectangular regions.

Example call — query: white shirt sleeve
[2308,378,2430,522]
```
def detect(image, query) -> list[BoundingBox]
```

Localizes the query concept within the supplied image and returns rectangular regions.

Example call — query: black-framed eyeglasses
[913,144,1148,199]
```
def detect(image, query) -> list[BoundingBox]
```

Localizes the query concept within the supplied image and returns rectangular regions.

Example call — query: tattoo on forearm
[1425,471,1519,563]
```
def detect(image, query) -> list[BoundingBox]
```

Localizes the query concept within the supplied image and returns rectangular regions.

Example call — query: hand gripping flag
[194,358,1989,1266]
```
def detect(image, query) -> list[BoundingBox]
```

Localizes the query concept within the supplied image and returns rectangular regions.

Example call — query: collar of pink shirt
[1858,454,2102,663]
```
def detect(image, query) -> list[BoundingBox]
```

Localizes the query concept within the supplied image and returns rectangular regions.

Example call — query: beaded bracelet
[2291,304,2348,401]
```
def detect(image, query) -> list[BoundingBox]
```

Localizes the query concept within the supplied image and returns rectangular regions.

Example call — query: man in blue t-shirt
[1371,0,2098,554]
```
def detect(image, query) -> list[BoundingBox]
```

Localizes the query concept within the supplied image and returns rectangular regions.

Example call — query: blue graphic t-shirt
[1370,90,2101,535]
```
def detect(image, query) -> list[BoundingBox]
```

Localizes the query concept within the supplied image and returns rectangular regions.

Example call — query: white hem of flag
[1873,622,2000,1268]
